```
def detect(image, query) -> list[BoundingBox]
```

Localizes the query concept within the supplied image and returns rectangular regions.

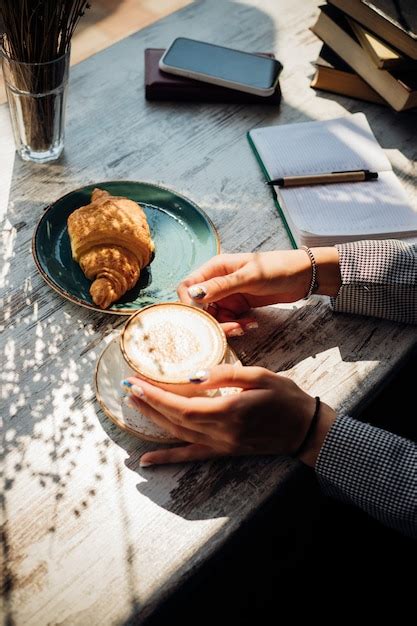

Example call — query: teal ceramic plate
[32,181,220,315]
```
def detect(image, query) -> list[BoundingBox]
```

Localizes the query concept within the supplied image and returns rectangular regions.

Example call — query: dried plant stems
[0,0,90,154]
[1,1,90,62]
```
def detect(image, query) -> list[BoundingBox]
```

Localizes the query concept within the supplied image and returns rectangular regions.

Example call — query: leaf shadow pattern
[2,0,417,623]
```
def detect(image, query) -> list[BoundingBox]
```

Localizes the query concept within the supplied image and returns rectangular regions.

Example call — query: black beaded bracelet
[292,396,321,458]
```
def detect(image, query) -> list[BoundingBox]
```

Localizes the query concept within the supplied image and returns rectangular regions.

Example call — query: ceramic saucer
[94,333,241,443]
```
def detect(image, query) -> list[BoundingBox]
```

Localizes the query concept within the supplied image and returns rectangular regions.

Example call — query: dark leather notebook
[145,48,282,104]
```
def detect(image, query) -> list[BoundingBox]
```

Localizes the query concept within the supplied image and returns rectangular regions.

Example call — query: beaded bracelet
[292,396,321,458]
[301,245,319,299]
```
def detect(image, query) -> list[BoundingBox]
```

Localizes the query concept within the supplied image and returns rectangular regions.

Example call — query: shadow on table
[124,452,417,626]
[92,298,415,522]
[312,89,417,163]
[122,352,417,625]
[2,0,417,624]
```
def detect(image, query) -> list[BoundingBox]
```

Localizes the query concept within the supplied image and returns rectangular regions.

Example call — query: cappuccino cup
[120,302,227,396]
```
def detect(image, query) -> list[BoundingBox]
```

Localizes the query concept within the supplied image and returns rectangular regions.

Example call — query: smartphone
[159,37,283,97]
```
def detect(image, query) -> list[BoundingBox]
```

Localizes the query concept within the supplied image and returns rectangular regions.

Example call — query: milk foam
[123,305,225,382]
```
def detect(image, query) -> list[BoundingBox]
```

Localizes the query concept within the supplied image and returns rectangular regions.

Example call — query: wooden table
[2,0,417,623]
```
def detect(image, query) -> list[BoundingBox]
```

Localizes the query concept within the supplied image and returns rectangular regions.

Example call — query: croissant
[67,188,155,309]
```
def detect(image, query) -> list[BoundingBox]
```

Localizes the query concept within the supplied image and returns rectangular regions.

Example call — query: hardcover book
[311,5,417,111]
[311,44,385,104]
[328,0,417,59]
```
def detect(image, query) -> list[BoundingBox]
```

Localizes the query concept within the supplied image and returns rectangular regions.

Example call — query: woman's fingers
[123,365,274,440]
[126,394,214,445]
[177,256,246,304]
[216,309,258,336]
[140,444,222,467]
[209,294,252,317]
[207,299,258,336]
[177,255,257,306]
[186,269,252,304]
[124,377,235,427]
[220,321,246,337]
[189,364,274,391]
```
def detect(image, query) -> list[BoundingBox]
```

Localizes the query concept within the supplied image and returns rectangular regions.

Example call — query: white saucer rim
[94,336,180,444]
[94,336,241,444]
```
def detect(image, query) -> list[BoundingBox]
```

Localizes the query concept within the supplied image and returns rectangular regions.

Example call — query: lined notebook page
[280,171,417,237]
[249,113,391,178]
[249,112,417,244]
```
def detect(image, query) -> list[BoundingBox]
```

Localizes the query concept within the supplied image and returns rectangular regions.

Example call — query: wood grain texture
[1,0,417,624]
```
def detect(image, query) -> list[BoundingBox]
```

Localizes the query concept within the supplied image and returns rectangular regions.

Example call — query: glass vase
[1,49,70,163]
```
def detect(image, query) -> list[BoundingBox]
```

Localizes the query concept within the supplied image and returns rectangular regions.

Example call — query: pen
[266,169,378,188]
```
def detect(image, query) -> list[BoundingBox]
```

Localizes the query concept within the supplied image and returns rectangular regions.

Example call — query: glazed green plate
[32,181,219,315]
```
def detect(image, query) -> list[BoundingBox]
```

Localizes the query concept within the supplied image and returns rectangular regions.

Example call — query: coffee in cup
[120,302,227,396]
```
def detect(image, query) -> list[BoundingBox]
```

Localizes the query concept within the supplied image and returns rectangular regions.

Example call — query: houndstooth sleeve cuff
[315,414,417,538]
[331,240,417,324]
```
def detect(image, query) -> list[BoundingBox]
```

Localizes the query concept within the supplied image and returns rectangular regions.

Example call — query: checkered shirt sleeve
[331,239,417,323]
[318,240,417,537]
[316,415,417,538]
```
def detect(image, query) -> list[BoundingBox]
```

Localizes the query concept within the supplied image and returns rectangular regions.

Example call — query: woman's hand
[177,249,341,336]
[122,365,337,468]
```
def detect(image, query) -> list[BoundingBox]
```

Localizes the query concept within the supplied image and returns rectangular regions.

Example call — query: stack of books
[310,0,417,111]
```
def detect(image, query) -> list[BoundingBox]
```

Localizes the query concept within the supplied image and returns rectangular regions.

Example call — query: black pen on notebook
[266,169,378,188]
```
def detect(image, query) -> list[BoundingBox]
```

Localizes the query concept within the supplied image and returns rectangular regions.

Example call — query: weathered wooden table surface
[1,0,417,623]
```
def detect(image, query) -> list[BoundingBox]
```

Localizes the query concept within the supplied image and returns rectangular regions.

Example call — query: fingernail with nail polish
[131,385,144,398]
[120,380,133,392]
[189,370,209,383]
[188,285,206,300]
[229,328,244,337]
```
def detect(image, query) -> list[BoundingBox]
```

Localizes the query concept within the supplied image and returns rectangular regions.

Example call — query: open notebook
[248,113,417,247]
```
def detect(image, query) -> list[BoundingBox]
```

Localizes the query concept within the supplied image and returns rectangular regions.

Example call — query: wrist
[298,402,337,467]
[267,250,319,301]
[310,247,341,297]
